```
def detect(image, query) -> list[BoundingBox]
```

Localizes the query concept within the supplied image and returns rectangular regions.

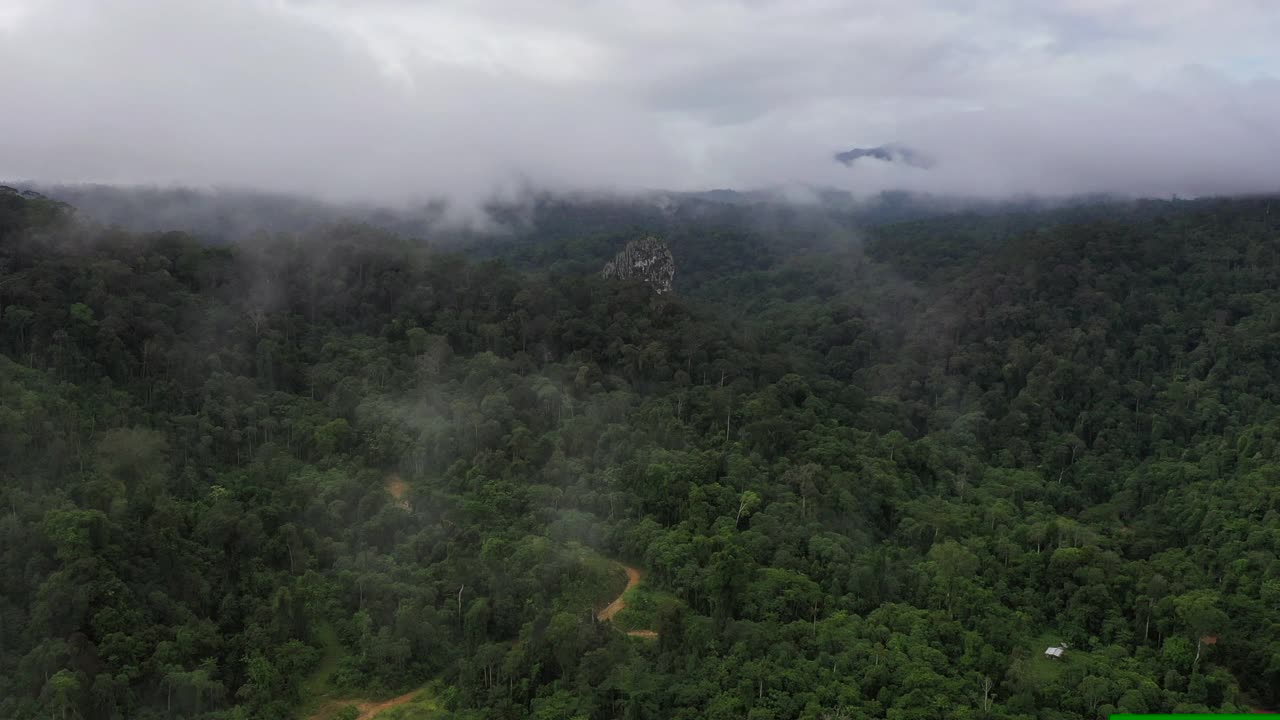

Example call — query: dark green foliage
[0,191,1277,719]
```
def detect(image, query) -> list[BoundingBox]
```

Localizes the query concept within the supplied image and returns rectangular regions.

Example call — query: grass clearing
[374,685,449,720]
[1018,631,1083,685]
[296,626,447,720]
[558,542,631,611]
[613,583,679,633]
[295,624,348,718]
[306,684,445,720]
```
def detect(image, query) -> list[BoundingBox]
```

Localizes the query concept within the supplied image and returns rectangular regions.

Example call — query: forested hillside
[1,187,1277,720]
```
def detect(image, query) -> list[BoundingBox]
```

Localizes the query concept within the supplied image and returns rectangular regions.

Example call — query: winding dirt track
[312,563,651,719]
[351,691,418,719]
[597,565,641,621]
[597,564,657,638]
[309,689,419,720]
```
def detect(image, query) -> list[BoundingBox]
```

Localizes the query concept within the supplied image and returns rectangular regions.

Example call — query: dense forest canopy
[1,185,1277,720]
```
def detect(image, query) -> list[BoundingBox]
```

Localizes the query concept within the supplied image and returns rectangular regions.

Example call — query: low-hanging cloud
[1,0,1278,210]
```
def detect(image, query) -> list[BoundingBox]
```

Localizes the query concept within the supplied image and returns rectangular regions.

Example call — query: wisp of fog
[1,0,1279,213]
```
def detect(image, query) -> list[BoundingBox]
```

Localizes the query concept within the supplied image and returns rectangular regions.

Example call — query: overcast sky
[1,0,1278,206]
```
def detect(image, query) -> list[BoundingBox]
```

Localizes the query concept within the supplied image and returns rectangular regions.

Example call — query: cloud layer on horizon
[1,0,1278,207]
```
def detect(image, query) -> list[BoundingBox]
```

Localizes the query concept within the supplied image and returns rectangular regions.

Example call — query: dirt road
[596,564,657,638]
[311,562,649,719]
[597,564,641,621]
[310,689,419,720]
[353,691,418,719]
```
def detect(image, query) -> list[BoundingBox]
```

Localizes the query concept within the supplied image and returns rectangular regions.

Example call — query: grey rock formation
[601,236,675,294]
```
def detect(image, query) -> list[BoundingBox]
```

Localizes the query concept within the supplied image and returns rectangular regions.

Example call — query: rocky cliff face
[601,236,675,294]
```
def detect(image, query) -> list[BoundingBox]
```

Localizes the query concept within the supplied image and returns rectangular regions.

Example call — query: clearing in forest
[299,625,442,720]
[597,564,662,638]
[386,474,409,510]
[597,564,641,621]
[307,686,442,720]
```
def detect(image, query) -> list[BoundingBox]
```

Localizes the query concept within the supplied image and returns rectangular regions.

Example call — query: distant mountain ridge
[0,185,51,200]
[835,143,934,169]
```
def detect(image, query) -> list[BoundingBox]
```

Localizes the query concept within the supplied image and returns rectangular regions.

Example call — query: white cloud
[1,0,1278,207]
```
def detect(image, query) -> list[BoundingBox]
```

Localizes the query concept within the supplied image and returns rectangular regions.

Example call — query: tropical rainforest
[1,186,1277,720]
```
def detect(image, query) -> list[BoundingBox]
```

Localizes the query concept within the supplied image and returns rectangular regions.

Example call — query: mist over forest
[3,181,1279,720]
[3,1,1280,719]
[25,182,1145,245]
